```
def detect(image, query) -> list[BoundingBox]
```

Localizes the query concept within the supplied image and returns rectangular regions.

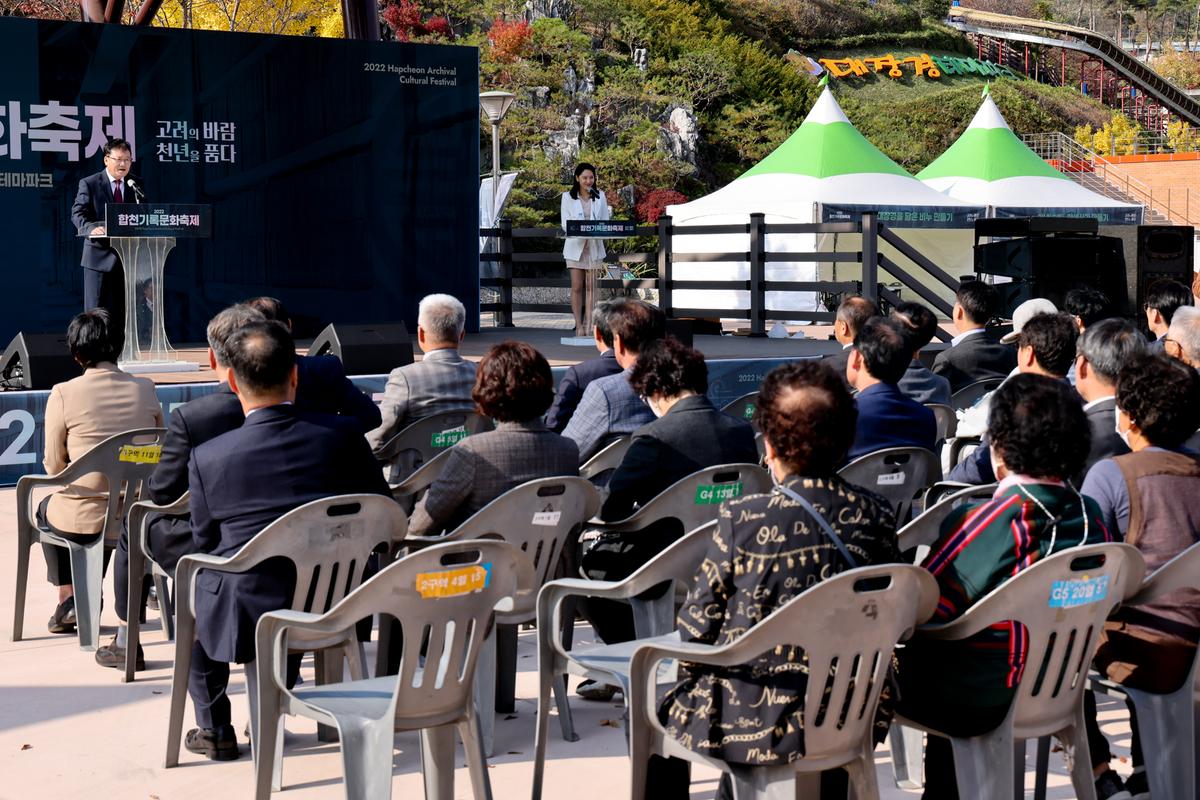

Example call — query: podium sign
[105,203,212,237]
[102,203,212,369]
[565,219,636,238]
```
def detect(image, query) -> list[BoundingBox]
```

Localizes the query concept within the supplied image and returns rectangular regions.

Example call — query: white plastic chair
[532,522,716,798]
[926,403,957,442]
[1080,541,1200,800]
[164,494,407,767]
[578,435,631,484]
[12,427,167,651]
[123,492,190,682]
[403,475,601,756]
[720,392,759,430]
[838,447,942,522]
[949,378,1002,411]
[894,543,1146,800]
[624,564,940,800]
[377,410,493,483]
[896,483,998,553]
[252,539,533,800]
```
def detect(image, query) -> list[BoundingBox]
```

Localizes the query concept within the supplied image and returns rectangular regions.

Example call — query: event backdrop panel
[0,17,479,341]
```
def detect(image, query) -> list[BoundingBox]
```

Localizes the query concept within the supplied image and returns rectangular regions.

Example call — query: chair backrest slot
[327,501,361,517]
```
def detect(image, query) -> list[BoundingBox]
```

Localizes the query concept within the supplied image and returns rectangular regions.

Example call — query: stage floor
[138,325,846,384]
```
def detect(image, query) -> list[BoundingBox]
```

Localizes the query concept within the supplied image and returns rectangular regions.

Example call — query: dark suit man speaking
[71,138,142,316]
[183,320,389,760]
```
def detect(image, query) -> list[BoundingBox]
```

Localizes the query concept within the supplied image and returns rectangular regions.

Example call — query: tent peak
[968,94,1010,131]
[806,86,850,126]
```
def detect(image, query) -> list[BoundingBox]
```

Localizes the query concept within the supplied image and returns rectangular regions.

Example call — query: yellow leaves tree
[1073,112,1141,156]
[154,0,344,36]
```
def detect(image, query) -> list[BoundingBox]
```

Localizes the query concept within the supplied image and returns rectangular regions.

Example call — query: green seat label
[695,482,743,505]
[431,426,468,448]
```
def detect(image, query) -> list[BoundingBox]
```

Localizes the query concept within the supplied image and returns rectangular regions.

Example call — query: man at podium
[71,138,144,318]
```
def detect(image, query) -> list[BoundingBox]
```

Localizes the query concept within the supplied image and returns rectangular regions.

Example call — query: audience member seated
[890,300,951,405]
[846,316,937,461]
[1142,278,1193,353]
[1079,355,1200,800]
[40,310,163,635]
[956,298,1058,438]
[183,320,390,761]
[1064,287,1112,332]
[243,296,381,432]
[896,374,1110,799]
[646,360,901,800]
[408,341,578,535]
[365,293,477,464]
[949,311,1079,484]
[822,294,876,383]
[545,299,622,432]
[99,304,259,670]
[562,298,665,462]
[1074,319,1146,475]
[1164,304,1200,369]
[575,339,758,695]
[932,280,1015,392]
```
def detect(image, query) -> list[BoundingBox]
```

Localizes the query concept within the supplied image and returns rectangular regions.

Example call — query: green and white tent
[665,87,983,314]
[918,93,1142,224]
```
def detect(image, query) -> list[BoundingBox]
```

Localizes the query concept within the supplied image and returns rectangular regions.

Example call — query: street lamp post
[479,90,516,215]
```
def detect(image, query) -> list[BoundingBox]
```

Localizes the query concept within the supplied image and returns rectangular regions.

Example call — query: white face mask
[1115,412,1132,448]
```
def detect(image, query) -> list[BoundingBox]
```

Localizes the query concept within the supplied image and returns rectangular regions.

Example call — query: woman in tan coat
[41,309,162,633]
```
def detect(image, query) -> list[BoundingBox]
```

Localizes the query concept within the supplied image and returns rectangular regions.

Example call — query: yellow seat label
[118,444,162,464]
[415,563,491,599]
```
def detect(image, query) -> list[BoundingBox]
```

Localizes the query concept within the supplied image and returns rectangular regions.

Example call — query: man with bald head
[1165,305,1200,369]
[823,295,876,383]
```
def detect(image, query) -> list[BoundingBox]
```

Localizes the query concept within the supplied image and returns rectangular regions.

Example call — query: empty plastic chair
[838,447,942,522]
[893,543,1146,800]
[720,392,759,430]
[123,492,190,682]
[403,475,601,756]
[624,564,940,800]
[165,494,407,768]
[13,426,167,651]
[253,539,533,800]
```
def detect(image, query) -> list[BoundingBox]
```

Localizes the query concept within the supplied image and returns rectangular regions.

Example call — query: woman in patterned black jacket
[646,360,901,799]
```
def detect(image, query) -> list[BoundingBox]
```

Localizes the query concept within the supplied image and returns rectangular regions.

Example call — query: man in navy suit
[183,320,390,760]
[931,281,1016,393]
[244,296,382,433]
[71,138,141,316]
[545,299,623,432]
[846,316,937,461]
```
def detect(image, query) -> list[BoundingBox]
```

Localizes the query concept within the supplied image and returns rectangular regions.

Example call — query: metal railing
[479,212,960,339]
[1022,131,1199,225]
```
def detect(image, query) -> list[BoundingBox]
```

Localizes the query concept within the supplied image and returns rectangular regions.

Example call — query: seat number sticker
[118,444,162,464]
[430,427,468,448]
[1048,576,1110,608]
[695,482,743,505]
[877,473,905,486]
[416,562,492,599]
[532,510,561,526]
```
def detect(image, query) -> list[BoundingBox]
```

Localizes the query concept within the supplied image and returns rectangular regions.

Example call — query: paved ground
[0,483,1135,799]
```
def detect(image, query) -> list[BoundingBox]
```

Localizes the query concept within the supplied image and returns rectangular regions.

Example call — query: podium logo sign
[565,220,636,238]
[105,204,212,238]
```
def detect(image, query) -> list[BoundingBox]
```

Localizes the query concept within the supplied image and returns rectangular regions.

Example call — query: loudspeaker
[0,332,79,390]
[664,318,694,348]
[308,323,413,376]
[975,235,1128,317]
[1136,225,1194,312]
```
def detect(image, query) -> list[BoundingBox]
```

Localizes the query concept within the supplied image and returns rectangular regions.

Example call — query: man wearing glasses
[71,138,143,317]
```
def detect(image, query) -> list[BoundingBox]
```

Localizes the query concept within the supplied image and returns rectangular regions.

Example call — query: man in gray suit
[1076,318,1145,473]
[822,295,876,384]
[367,293,477,461]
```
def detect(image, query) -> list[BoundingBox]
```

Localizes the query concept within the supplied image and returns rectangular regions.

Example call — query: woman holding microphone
[561,162,611,336]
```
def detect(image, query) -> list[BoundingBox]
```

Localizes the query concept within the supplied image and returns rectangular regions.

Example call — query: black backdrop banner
[0,17,479,341]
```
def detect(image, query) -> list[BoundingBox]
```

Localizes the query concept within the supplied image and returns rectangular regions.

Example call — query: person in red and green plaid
[896,373,1114,800]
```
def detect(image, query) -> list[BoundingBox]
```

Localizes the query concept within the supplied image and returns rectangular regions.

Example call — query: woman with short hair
[41,309,162,633]
[648,360,901,798]
[408,341,578,535]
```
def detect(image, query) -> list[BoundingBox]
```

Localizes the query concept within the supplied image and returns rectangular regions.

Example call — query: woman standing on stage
[561,162,611,337]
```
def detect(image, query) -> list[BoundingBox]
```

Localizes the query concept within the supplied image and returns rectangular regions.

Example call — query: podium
[562,219,636,347]
[102,204,211,372]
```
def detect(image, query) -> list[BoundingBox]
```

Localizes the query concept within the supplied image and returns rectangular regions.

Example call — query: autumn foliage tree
[636,189,688,224]
[488,18,532,62]
[380,0,453,41]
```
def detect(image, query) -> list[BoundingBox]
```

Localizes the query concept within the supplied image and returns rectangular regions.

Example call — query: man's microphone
[126,177,144,202]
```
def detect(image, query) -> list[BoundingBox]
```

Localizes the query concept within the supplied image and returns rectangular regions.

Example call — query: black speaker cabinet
[308,323,413,376]
[975,234,1128,317]
[664,318,695,348]
[1136,225,1194,312]
[0,332,79,390]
